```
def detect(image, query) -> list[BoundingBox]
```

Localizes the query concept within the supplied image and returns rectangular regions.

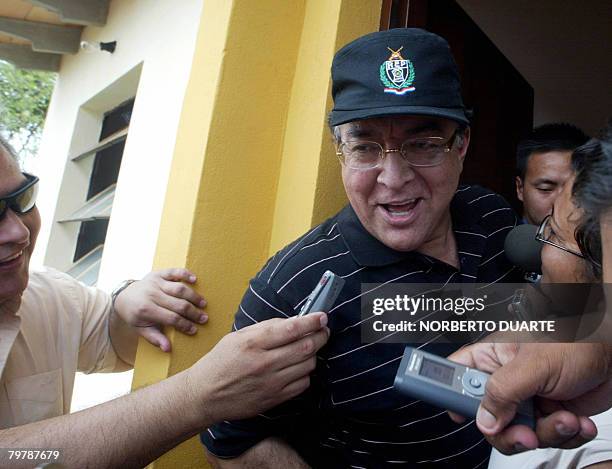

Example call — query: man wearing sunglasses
[203,29,523,468]
[0,138,330,468]
[1,169,210,357]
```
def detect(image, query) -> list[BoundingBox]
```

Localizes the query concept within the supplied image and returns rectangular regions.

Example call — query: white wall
[33,0,204,291]
[457,0,612,135]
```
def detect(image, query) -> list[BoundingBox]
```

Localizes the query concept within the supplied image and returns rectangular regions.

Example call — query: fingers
[448,342,519,374]
[275,355,318,386]
[138,326,172,353]
[157,292,208,326]
[161,280,207,310]
[484,412,598,455]
[156,270,207,331]
[533,411,596,450]
[270,330,328,371]
[248,313,329,349]
[549,417,598,451]
[447,411,467,424]
[159,268,197,284]
[141,304,199,335]
[476,355,544,435]
[484,424,539,455]
[447,345,476,367]
[116,268,207,335]
[279,375,312,401]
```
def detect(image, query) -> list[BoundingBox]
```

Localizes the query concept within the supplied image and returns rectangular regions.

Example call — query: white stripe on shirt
[467,193,497,204]
[267,225,322,283]
[361,419,474,445]
[277,250,350,293]
[249,284,289,317]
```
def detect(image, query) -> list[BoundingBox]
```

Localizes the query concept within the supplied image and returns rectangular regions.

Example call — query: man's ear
[515,176,524,202]
[457,127,470,167]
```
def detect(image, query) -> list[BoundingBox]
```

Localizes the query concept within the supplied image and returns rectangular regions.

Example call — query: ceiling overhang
[0,0,110,71]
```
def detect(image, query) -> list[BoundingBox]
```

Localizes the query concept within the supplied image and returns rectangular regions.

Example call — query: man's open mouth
[381,198,422,218]
[0,250,24,267]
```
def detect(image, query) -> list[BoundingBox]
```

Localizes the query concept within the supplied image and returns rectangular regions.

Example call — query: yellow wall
[269,0,382,253]
[131,1,381,467]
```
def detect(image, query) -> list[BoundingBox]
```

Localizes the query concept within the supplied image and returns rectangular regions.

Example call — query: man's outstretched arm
[0,314,329,468]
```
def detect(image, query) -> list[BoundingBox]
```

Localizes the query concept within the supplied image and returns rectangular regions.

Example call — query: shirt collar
[450,193,488,235]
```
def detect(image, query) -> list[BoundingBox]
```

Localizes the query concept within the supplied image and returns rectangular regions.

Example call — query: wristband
[111,279,137,311]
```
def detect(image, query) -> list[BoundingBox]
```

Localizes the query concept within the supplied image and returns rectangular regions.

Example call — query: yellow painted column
[269,0,382,253]
[131,1,381,467]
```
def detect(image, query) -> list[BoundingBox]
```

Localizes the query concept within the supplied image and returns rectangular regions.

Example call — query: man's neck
[417,215,459,268]
[0,296,22,317]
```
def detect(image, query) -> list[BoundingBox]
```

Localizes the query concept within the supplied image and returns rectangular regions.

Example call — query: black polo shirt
[201,185,521,468]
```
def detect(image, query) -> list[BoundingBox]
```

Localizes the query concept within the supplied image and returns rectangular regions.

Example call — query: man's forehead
[528,150,572,167]
[527,150,573,179]
[341,115,451,134]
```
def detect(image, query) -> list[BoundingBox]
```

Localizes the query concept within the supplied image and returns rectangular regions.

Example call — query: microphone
[504,224,542,274]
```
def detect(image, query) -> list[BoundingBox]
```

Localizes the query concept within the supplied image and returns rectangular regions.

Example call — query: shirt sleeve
[62,275,123,374]
[200,276,321,459]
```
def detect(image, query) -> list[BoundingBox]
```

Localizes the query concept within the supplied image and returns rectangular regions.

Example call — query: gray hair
[0,134,19,165]
[332,125,342,144]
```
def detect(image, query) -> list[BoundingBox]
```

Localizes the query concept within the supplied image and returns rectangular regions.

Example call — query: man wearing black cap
[202,28,521,467]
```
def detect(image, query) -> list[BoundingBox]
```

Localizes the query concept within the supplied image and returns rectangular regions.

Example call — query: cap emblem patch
[379,47,416,95]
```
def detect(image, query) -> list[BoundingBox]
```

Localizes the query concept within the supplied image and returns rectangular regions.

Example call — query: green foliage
[0,60,56,157]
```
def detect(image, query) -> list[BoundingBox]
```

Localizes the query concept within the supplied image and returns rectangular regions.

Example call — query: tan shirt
[0,269,128,428]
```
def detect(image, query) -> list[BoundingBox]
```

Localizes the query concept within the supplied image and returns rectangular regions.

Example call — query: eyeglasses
[535,213,586,259]
[0,173,39,221]
[336,130,459,170]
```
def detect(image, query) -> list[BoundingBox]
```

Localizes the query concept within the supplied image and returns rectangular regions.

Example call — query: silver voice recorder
[298,270,345,316]
[394,347,535,429]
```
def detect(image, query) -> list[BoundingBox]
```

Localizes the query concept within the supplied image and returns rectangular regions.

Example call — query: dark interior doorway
[381,0,534,212]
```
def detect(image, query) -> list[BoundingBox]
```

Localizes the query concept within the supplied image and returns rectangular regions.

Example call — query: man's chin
[376,232,424,252]
[0,271,29,304]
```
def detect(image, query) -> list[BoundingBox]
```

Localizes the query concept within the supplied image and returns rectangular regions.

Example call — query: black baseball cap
[329,28,469,127]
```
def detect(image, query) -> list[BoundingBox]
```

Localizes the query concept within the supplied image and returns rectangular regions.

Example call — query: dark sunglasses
[0,173,39,221]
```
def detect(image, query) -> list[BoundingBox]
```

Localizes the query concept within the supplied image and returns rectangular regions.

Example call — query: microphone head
[504,224,542,274]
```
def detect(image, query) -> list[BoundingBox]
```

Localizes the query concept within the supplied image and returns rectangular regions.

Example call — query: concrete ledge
[0,17,82,54]
[0,43,60,71]
[31,0,109,26]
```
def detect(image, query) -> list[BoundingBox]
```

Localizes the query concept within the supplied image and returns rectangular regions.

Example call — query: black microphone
[504,224,542,274]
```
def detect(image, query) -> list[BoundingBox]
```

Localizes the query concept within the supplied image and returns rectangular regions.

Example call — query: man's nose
[0,209,30,245]
[376,151,416,189]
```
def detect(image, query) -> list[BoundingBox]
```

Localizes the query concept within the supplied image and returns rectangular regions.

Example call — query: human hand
[447,343,612,454]
[113,268,207,352]
[187,313,330,423]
